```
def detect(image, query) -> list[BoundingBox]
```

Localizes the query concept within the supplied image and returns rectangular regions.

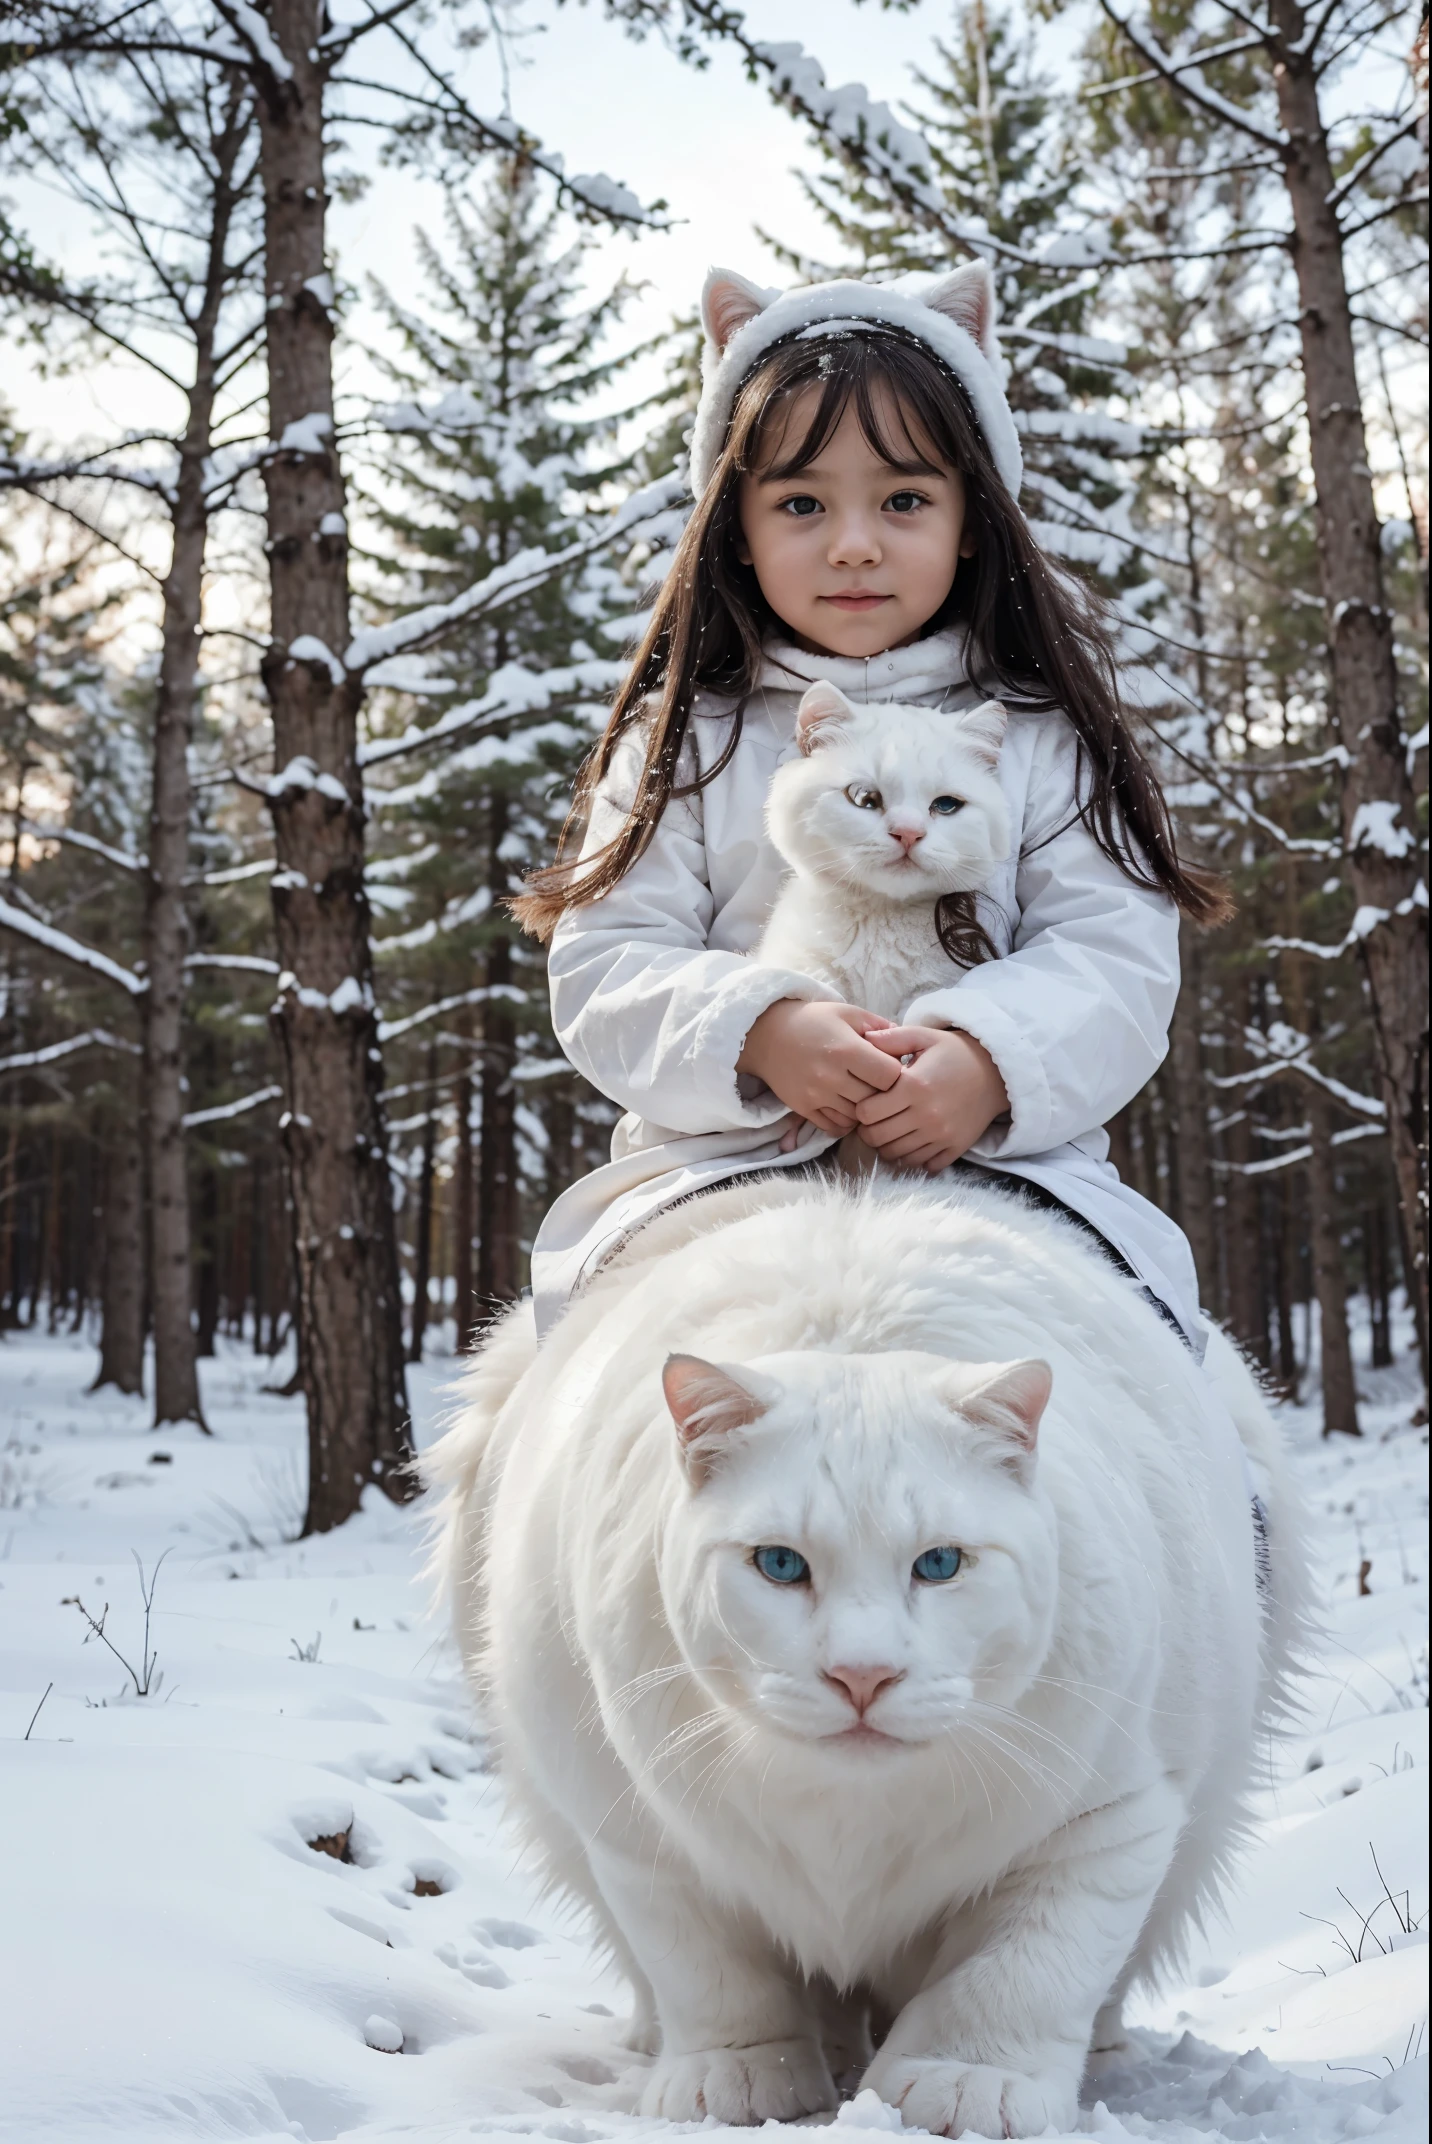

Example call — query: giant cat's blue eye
[754,1544,810,1585]
[930,796,965,816]
[912,1545,963,1583]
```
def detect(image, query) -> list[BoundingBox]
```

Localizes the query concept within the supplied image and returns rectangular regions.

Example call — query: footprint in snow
[477,1916,543,1949]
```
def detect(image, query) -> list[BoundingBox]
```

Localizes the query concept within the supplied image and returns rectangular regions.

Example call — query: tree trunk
[141,100,255,1429]
[1222,1069,1267,1361]
[1306,1085,1360,1435]
[195,1164,220,1357]
[1269,0,1430,1383]
[256,3,411,1528]
[93,1115,145,1396]
[1364,1197,1393,1370]
[409,1045,438,1363]
[1272,1174,1300,1400]
[477,931,520,1307]
[453,1062,475,1352]
[1170,939,1216,1307]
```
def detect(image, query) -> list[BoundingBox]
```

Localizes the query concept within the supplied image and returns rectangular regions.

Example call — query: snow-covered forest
[1,0,1427,1496]
[0,2,1427,2139]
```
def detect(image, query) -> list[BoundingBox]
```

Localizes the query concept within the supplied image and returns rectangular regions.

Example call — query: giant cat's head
[655,1347,1057,1756]
[766,683,1010,906]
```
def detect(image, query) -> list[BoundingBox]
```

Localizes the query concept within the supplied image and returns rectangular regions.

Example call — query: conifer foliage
[360,158,647,1348]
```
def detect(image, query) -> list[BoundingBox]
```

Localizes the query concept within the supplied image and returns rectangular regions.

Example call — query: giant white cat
[426,1175,1307,2137]
[754,681,1010,1020]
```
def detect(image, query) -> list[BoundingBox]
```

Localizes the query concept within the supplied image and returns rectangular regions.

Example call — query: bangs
[734,334,959,482]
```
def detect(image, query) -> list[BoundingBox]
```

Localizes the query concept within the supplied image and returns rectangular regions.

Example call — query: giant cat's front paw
[869,2055,1076,2139]
[640,2037,836,2123]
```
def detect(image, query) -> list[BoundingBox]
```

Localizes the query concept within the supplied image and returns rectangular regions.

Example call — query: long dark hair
[513,327,1230,940]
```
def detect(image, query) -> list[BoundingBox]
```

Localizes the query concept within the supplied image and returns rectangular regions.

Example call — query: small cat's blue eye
[845,783,883,811]
[912,1545,963,1584]
[754,1544,810,1586]
[930,795,965,816]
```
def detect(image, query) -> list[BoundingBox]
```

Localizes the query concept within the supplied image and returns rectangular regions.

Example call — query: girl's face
[737,381,975,660]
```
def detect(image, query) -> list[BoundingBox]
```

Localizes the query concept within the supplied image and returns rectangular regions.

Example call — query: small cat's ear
[960,1358,1053,1460]
[960,698,1007,769]
[796,681,853,754]
[702,269,773,354]
[922,262,998,363]
[663,1353,778,1483]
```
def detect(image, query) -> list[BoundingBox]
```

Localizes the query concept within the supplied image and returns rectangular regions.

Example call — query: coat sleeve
[546,723,830,1134]
[902,715,1181,1158]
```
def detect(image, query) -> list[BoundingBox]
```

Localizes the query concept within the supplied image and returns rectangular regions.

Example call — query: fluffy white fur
[426,1177,1309,2135]
[753,682,1010,1020]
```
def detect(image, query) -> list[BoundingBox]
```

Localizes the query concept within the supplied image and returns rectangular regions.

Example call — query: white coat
[531,630,1203,1348]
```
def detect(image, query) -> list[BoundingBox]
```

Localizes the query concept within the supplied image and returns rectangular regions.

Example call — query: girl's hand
[737,999,901,1136]
[853,1026,1009,1172]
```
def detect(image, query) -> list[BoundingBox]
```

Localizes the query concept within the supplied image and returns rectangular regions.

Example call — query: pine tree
[360,157,649,1345]
[765,0,1144,600]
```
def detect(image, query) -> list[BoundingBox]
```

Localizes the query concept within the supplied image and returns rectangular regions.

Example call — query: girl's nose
[827,515,881,568]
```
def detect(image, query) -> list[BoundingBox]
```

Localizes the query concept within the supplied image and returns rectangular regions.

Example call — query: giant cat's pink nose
[824,1664,905,1716]
[888,822,925,852]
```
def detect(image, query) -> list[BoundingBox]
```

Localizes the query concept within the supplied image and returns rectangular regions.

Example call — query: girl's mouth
[822,592,892,612]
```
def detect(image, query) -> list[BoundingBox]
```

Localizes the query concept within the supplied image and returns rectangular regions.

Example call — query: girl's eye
[886,490,929,514]
[930,795,966,816]
[912,1545,963,1584]
[778,495,822,518]
[754,1544,811,1586]
[845,784,883,811]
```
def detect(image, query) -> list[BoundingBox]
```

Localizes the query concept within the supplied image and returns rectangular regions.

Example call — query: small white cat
[754,680,1011,1021]
[427,1173,1308,2137]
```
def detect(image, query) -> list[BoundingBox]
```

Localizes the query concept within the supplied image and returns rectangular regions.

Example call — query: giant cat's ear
[960,1359,1052,1457]
[702,269,774,354]
[796,681,854,754]
[959,698,1007,769]
[663,1354,779,1484]
[933,1357,1051,1472]
[922,262,998,365]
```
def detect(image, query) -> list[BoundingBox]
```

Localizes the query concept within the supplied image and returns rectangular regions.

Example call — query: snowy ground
[1,1315,1426,2144]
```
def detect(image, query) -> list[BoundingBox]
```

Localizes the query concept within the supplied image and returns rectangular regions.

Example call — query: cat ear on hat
[701,268,775,354]
[795,681,854,755]
[922,261,999,367]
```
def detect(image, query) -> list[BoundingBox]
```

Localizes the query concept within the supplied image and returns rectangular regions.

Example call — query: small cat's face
[765,684,1010,906]
[658,1349,1057,1760]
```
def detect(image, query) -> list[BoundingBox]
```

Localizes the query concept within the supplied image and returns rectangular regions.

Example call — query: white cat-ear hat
[689,262,1023,501]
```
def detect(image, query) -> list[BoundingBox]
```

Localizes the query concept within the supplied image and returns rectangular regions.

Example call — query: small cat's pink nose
[824,1664,905,1716]
[888,823,925,852]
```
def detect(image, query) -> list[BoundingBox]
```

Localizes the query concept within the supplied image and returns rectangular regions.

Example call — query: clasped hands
[736,998,1009,1176]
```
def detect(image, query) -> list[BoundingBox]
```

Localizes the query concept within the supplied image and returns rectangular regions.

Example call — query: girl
[516,263,1228,1349]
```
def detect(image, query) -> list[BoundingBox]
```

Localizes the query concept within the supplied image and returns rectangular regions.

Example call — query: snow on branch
[1209,1023,1386,1119]
[344,472,684,677]
[184,952,281,977]
[1263,884,1428,962]
[360,658,622,768]
[0,893,146,995]
[182,1083,283,1129]
[0,1027,138,1076]
[377,983,526,1045]
[26,823,147,873]
[1096,1,1285,153]
[209,0,295,80]
[1215,1121,1386,1176]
